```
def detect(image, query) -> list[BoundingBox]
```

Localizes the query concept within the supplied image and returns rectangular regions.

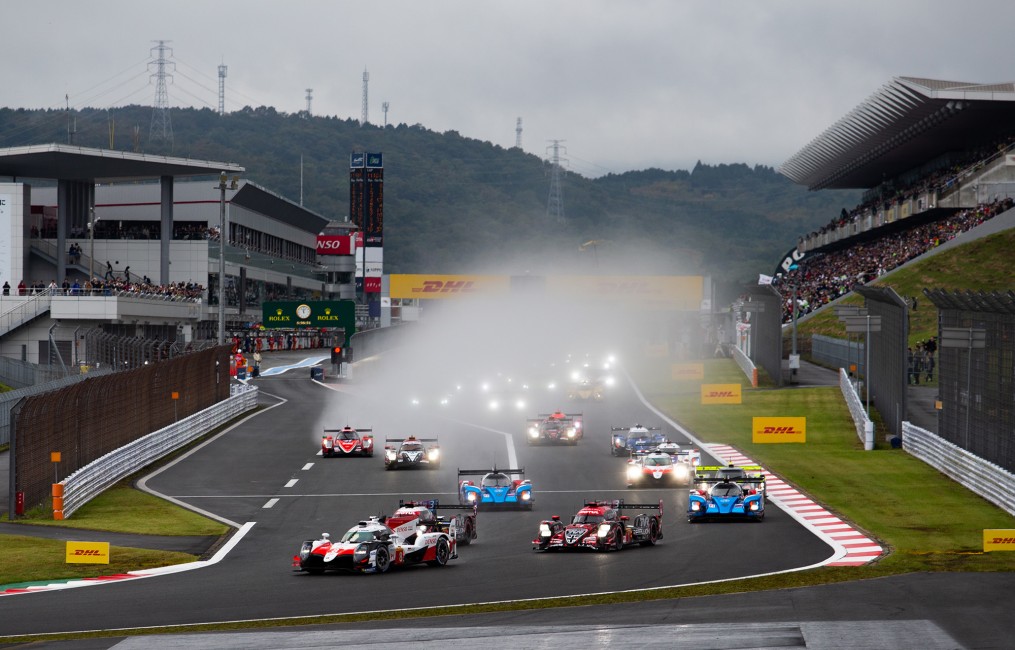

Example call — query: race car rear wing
[323,427,372,434]
[458,467,525,477]
[610,425,661,432]
[583,498,664,514]
[385,437,439,443]
[693,476,766,486]
[398,499,478,514]
[697,465,763,472]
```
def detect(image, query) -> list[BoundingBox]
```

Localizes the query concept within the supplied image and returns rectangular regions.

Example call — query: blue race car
[458,467,533,509]
[610,424,665,456]
[687,476,765,522]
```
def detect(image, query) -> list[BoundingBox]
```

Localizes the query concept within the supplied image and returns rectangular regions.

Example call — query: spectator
[17,280,25,296]
[2,281,9,296]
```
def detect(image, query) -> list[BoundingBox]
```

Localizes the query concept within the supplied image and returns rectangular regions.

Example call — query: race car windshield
[482,474,512,487]
[710,483,743,497]
[341,529,378,543]
[629,433,649,442]
[644,456,672,467]
[572,513,604,524]
[338,431,358,440]
[401,442,423,451]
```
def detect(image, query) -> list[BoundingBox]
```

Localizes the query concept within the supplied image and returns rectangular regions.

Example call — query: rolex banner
[262,300,357,334]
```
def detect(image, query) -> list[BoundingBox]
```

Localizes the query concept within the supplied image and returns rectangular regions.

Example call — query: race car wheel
[460,520,474,545]
[613,529,624,552]
[427,537,451,567]
[374,545,391,573]
[385,463,395,471]
[640,519,659,546]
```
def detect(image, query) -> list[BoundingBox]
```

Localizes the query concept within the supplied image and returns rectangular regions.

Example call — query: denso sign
[316,235,354,256]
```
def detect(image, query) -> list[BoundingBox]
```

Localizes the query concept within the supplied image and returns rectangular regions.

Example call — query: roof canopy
[0,143,243,182]
[779,77,1015,190]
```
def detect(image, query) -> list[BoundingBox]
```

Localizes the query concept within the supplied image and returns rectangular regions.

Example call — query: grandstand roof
[0,143,243,182]
[779,77,1015,191]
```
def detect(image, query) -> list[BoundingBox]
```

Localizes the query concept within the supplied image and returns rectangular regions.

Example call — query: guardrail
[58,383,258,518]
[731,345,758,387]
[902,421,1015,516]
[0,290,54,337]
[839,368,874,450]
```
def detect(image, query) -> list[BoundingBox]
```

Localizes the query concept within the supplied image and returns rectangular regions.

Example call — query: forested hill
[0,105,859,293]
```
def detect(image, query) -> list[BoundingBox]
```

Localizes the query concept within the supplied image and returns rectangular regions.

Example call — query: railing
[731,345,758,387]
[840,368,874,450]
[59,384,258,518]
[0,289,55,337]
[902,421,1015,516]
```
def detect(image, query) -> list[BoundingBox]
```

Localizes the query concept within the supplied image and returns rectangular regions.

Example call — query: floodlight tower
[217,63,227,115]
[546,140,567,224]
[361,68,369,126]
[382,101,390,127]
[515,117,523,149]
[305,88,313,116]
[148,40,174,147]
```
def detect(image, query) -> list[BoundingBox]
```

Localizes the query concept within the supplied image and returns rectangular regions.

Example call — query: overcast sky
[5,0,1015,178]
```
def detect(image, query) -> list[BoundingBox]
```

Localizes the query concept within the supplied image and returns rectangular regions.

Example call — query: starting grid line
[706,444,884,566]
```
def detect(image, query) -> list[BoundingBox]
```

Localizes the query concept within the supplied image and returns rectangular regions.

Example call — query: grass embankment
[1,486,227,587]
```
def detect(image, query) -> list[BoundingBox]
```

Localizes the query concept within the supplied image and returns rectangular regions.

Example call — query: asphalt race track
[0,351,835,638]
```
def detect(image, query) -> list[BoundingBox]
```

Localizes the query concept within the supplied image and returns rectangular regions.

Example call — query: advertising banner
[752,417,806,443]
[983,530,1015,552]
[262,300,357,333]
[66,541,110,564]
[671,362,704,381]
[355,277,382,293]
[701,383,742,404]
[316,234,354,255]
[389,274,511,299]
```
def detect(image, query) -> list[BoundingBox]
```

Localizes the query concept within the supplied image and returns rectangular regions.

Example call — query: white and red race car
[321,426,374,457]
[626,451,692,487]
[384,436,440,469]
[293,509,459,575]
[532,499,663,551]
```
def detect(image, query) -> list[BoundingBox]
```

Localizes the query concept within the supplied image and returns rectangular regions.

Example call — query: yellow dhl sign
[389,275,510,299]
[753,416,806,443]
[701,383,742,404]
[672,363,704,381]
[66,541,110,564]
[984,530,1015,552]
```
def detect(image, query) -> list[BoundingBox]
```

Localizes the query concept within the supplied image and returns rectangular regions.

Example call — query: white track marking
[284,479,299,488]
[302,463,314,470]
[262,498,279,509]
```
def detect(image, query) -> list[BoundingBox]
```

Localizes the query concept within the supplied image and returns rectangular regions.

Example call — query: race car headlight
[539,523,551,537]
[428,448,440,460]
[353,543,370,563]
[690,501,701,511]
[515,399,526,410]
[597,523,612,538]
[749,501,759,511]
[299,541,313,559]
[675,466,690,481]
[466,492,477,502]
[604,376,615,386]
[566,428,576,438]
[386,450,396,460]
[528,427,539,437]
[520,491,531,501]
[627,465,642,479]
[488,399,500,411]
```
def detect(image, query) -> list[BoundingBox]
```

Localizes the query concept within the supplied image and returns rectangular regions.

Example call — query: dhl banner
[672,363,704,381]
[389,275,510,299]
[984,530,1015,552]
[66,541,110,564]
[701,383,742,404]
[752,416,806,443]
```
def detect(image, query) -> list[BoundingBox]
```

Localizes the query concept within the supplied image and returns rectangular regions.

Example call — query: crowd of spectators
[777,197,1014,323]
[3,277,205,301]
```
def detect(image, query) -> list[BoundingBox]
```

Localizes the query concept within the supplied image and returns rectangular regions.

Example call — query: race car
[458,467,533,509]
[384,436,440,470]
[568,378,605,401]
[533,499,663,551]
[321,426,374,457]
[526,411,583,445]
[626,451,692,487]
[610,424,665,456]
[687,476,766,522]
[292,513,458,574]
[653,441,702,469]
[694,463,767,496]
[390,499,478,545]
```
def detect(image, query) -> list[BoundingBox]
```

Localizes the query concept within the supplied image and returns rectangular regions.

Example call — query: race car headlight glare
[749,501,759,511]
[467,492,476,502]
[627,466,641,479]
[528,427,539,437]
[567,428,575,437]
[691,502,701,511]
[428,449,439,459]
[539,523,551,537]
[386,450,396,460]
[521,491,531,500]
[597,523,612,538]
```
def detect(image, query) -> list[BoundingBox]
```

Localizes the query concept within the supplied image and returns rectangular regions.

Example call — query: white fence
[839,369,875,450]
[902,421,1015,516]
[59,384,258,518]
[732,345,758,387]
